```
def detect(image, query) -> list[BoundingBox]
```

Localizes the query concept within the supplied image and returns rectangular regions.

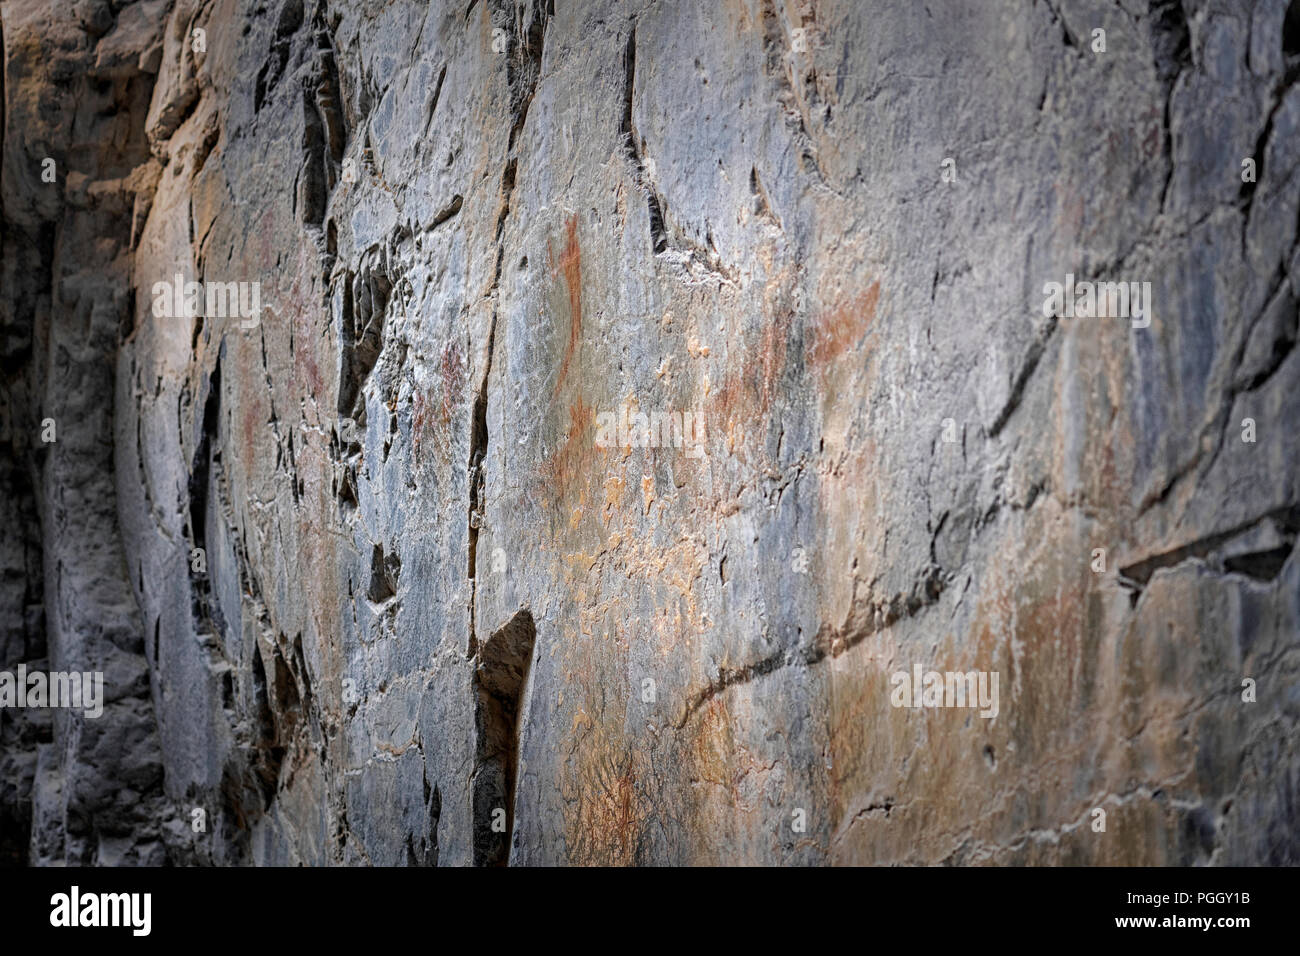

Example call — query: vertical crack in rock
[467,353,491,582]
[338,255,391,421]
[213,490,298,860]
[1150,0,1191,212]
[1242,2,1300,241]
[247,642,286,812]
[471,609,536,866]
[255,0,305,114]
[422,64,448,138]
[1040,0,1080,50]
[225,624,319,847]
[183,359,240,779]
[367,543,400,604]
[468,0,551,648]
[619,24,736,279]
[621,27,667,255]
[408,768,441,866]
[298,5,348,267]
[188,362,221,625]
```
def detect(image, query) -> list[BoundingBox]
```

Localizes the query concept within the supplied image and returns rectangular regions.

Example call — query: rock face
[1,0,1297,866]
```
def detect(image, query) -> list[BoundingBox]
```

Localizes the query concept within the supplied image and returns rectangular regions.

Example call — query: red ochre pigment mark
[295,334,323,397]
[412,391,432,457]
[708,309,793,450]
[548,215,582,399]
[241,393,263,459]
[411,340,466,459]
[702,283,879,470]
[439,338,465,428]
[294,307,324,397]
[539,396,596,498]
[807,280,880,373]
[755,308,792,412]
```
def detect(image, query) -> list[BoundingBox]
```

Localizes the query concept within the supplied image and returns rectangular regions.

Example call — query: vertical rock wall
[2,0,171,864]
[1,0,1297,865]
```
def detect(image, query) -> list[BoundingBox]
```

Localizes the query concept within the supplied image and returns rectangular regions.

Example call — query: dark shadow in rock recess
[471,609,536,866]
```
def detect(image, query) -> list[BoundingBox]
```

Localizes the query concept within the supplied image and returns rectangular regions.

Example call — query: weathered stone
[1,0,1297,866]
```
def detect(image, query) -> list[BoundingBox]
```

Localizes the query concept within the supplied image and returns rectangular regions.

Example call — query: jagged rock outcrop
[2,0,1298,865]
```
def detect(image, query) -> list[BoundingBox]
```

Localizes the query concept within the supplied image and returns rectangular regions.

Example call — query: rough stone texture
[2,0,174,865]
[1,0,1298,865]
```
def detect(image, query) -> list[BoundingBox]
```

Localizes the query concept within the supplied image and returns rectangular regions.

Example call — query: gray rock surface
[1,0,1297,865]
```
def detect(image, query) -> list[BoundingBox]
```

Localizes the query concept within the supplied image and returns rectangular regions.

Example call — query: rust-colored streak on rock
[295,330,324,398]
[538,396,596,507]
[411,391,431,457]
[412,340,464,460]
[548,215,582,399]
[755,308,792,413]
[242,393,263,458]
[708,309,792,462]
[808,280,880,372]
[289,273,324,398]
[440,337,465,429]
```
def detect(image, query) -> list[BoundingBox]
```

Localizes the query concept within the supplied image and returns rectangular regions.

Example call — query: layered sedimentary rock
[1,0,1297,865]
